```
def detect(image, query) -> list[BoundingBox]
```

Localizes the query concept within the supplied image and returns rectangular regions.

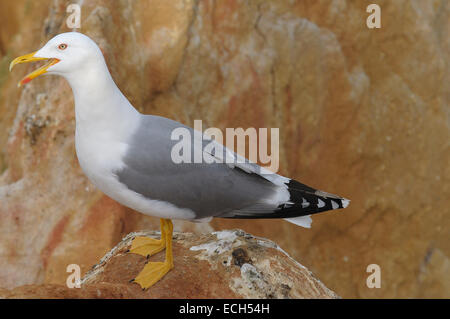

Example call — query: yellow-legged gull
[10,32,349,290]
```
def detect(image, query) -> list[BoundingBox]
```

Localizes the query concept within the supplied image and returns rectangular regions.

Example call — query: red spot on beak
[22,77,31,84]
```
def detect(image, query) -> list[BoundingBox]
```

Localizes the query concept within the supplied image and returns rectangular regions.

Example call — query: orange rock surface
[0,230,338,298]
[0,0,448,298]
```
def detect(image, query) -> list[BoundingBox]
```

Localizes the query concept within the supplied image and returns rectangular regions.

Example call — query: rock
[0,0,448,298]
[0,230,338,299]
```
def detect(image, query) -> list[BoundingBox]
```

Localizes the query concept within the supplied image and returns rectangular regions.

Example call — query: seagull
[10,32,349,290]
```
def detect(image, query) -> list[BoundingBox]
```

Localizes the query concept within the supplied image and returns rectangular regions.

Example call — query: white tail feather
[284,215,312,228]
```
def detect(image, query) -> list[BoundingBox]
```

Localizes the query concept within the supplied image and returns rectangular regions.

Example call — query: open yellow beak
[9,51,60,87]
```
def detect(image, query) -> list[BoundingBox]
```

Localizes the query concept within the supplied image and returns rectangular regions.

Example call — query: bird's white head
[10,32,104,87]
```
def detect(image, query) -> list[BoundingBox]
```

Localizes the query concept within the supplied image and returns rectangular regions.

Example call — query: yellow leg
[128,219,166,257]
[131,219,174,290]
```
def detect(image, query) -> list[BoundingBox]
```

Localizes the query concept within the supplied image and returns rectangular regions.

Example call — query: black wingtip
[280,179,350,216]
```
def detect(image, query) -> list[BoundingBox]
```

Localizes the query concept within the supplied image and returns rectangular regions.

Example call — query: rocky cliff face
[0,0,448,298]
[0,230,338,298]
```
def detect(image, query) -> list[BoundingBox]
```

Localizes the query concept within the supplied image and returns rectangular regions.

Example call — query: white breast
[75,128,126,183]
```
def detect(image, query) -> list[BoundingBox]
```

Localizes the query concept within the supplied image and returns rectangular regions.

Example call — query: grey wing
[114,115,282,219]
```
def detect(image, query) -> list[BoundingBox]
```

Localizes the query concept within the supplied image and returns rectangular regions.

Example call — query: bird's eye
[58,43,68,50]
